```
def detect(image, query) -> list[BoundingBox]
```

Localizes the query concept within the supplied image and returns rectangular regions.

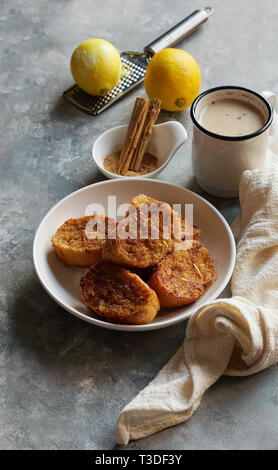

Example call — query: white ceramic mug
[190,86,275,198]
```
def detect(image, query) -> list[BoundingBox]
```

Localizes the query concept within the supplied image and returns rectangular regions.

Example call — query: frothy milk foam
[199,98,265,137]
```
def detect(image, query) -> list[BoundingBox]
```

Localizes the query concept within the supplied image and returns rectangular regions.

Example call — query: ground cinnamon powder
[103,150,158,176]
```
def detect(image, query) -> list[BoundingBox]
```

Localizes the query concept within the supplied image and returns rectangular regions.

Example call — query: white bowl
[33,178,236,332]
[92,121,187,179]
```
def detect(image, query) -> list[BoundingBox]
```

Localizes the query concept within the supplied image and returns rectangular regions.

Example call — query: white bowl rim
[33,178,236,332]
[92,122,187,179]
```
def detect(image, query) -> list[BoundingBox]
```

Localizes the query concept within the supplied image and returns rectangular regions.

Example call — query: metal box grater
[63,53,150,115]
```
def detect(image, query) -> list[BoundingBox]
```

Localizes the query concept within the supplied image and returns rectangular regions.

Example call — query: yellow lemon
[70,38,121,95]
[144,48,201,111]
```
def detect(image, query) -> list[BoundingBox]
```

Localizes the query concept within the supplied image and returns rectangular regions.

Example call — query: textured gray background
[1,0,278,450]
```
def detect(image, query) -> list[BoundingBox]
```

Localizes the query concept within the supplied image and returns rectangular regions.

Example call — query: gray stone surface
[1,0,277,450]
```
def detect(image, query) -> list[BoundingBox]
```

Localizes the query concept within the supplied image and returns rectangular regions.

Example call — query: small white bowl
[92,121,187,179]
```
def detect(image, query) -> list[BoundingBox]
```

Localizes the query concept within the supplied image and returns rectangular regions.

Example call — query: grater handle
[144,7,214,55]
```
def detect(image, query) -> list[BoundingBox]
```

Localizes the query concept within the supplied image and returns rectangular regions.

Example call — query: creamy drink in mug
[190,86,275,198]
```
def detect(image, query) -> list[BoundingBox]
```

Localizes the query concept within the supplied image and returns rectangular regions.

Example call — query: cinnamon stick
[118,97,149,175]
[130,99,161,172]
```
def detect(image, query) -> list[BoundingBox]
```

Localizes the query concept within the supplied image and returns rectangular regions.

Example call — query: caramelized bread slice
[129,194,180,239]
[130,194,200,241]
[129,194,163,209]
[102,201,179,268]
[148,250,204,308]
[148,241,215,308]
[188,240,215,285]
[102,237,173,268]
[52,215,116,268]
[80,264,160,325]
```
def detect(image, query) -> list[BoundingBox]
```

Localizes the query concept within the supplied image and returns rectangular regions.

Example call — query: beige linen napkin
[116,116,278,445]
